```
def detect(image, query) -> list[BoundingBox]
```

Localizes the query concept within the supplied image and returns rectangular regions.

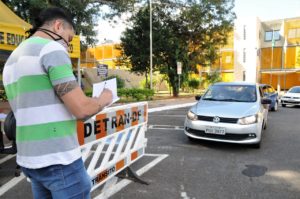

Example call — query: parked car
[281,86,300,107]
[259,84,279,111]
[184,82,271,148]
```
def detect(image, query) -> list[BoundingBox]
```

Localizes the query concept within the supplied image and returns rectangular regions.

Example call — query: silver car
[184,82,271,148]
[281,86,300,107]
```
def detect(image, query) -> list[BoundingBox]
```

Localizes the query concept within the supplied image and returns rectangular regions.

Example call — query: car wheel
[252,142,261,149]
[271,101,278,111]
[281,104,286,107]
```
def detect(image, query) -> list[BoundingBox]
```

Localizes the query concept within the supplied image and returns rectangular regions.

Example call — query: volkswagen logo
[213,116,220,123]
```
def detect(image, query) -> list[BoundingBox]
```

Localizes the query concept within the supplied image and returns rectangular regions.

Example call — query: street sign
[177,62,182,75]
[97,64,108,77]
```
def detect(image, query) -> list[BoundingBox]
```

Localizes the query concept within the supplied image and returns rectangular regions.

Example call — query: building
[235,17,300,90]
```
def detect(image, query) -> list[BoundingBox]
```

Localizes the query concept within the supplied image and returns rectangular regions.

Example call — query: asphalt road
[1,105,300,199]
[111,106,300,199]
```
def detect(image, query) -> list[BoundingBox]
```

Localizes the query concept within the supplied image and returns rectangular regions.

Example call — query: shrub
[104,75,125,89]
[118,88,154,101]
[188,79,200,93]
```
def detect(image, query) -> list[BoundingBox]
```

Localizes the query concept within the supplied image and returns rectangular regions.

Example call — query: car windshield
[288,87,300,93]
[202,85,257,102]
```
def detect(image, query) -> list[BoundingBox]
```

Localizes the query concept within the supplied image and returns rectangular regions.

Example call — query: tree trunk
[172,86,179,97]
[145,73,149,89]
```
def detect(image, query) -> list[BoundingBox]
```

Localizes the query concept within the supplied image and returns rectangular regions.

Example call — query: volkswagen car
[281,86,300,107]
[184,82,271,148]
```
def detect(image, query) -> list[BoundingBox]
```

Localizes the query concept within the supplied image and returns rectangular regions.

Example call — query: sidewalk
[0,96,197,114]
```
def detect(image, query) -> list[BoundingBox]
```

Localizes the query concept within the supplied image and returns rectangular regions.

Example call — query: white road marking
[0,173,26,196]
[148,102,196,113]
[148,124,184,130]
[94,153,169,199]
[0,154,15,165]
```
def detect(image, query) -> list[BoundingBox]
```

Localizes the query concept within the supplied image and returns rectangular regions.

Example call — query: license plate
[205,126,226,135]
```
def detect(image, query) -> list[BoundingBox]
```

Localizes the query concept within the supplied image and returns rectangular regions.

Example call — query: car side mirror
[261,98,272,104]
[195,95,201,101]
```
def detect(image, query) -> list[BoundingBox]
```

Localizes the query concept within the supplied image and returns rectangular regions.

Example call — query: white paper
[92,78,119,107]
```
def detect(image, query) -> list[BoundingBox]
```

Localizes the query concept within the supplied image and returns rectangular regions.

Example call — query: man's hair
[27,7,75,37]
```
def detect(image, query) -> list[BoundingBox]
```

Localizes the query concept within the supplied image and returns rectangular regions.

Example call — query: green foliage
[206,71,222,85]
[103,75,125,89]
[118,88,154,101]
[117,0,235,97]
[0,90,7,102]
[188,79,200,93]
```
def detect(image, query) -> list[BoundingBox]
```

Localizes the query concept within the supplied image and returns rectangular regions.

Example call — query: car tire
[281,104,286,107]
[252,142,261,149]
[187,136,196,142]
[271,101,278,111]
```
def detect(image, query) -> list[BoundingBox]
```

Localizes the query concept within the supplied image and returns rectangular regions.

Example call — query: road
[110,106,300,199]
[1,105,300,199]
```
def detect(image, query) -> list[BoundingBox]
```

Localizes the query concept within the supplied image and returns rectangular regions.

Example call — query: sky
[96,0,300,44]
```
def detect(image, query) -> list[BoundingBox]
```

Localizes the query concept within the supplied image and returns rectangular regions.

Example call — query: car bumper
[184,118,261,144]
[281,99,300,105]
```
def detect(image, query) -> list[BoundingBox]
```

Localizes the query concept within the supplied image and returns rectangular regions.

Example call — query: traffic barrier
[77,102,148,191]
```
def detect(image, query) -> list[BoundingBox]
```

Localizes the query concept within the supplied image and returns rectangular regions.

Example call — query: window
[265,31,273,41]
[265,30,280,41]
[288,28,300,38]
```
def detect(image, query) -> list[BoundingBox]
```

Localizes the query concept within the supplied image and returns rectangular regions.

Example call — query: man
[3,7,112,199]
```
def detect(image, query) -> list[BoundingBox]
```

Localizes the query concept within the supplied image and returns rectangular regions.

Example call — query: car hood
[282,93,300,98]
[191,100,259,118]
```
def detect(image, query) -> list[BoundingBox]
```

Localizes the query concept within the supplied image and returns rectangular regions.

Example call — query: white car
[281,86,300,107]
[184,82,271,148]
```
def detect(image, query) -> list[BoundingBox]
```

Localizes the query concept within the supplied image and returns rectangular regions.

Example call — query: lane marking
[148,103,195,113]
[0,174,26,196]
[94,153,169,199]
[149,115,186,118]
[0,155,15,165]
[148,125,184,130]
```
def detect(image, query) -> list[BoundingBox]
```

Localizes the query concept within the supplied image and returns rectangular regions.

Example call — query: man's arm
[55,80,113,120]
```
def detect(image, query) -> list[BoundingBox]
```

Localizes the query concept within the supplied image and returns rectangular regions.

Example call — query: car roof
[213,82,257,86]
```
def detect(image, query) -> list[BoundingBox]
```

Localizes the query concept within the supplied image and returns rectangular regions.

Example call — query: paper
[92,78,119,107]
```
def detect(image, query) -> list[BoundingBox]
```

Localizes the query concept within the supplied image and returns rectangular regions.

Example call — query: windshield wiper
[202,98,218,101]
[215,98,242,102]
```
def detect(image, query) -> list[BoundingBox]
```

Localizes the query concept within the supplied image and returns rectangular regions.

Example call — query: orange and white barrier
[77,102,148,191]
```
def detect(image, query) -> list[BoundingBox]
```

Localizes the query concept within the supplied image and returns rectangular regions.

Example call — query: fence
[76,102,148,191]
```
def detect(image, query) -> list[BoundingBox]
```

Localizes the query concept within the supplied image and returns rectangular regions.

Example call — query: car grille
[282,100,300,104]
[197,115,238,124]
[186,128,254,141]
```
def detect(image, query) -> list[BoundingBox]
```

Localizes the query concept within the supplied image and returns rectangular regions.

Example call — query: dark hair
[27,7,75,37]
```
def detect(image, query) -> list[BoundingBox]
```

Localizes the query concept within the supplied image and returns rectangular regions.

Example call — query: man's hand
[98,88,113,109]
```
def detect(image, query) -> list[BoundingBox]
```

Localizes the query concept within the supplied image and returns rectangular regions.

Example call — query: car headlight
[187,111,197,121]
[238,115,257,125]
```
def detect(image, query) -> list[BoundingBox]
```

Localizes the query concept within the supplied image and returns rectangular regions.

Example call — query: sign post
[177,62,182,92]
[97,64,108,78]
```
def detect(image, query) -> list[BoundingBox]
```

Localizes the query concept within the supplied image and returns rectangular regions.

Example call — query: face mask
[37,28,69,51]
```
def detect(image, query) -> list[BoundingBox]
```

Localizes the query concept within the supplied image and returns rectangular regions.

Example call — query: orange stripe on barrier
[144,104,148,122]
[95,113,107,140]
[131,151,138,161]
[77,121,85,145]
[116,110,125,132]
[131,107,139,126]
[116,159,125,171]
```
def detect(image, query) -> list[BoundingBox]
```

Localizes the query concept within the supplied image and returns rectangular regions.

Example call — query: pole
[149,0,153,89]
[270,30,274,86]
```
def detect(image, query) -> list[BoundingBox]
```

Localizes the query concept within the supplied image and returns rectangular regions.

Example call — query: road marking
[94,153,169,199]
[0,154,15,165]
[148,124,184,130]
[0,173,26,196]
[149,114,186,118]
[148,102,195,113]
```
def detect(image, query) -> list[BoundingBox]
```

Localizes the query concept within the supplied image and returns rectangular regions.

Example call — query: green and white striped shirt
[3,37,81,169]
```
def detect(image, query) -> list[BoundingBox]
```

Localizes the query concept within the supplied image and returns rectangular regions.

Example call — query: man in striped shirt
[3,7,112,199]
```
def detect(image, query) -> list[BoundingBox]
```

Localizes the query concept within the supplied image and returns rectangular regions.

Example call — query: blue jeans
[21,158,92,199]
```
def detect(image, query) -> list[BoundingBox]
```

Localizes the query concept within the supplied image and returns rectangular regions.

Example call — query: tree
[2,0,137,47]
[117,0,235,96]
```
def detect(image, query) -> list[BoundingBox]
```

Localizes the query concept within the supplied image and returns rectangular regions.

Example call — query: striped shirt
[3,37,81,169]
